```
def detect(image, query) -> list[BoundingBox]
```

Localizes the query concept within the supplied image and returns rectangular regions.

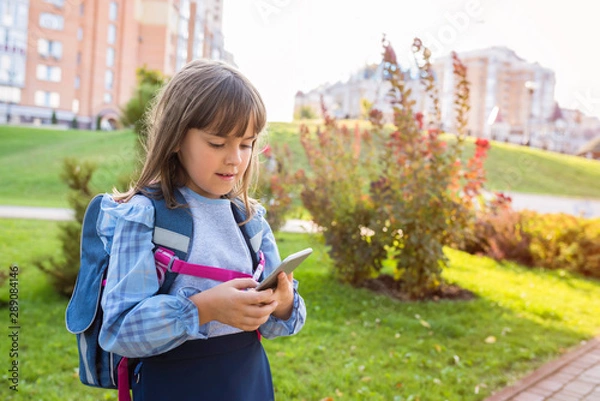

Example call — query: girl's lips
[217,173,236,180]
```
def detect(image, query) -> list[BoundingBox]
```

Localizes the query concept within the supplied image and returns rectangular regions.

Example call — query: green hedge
[466,209,600,278]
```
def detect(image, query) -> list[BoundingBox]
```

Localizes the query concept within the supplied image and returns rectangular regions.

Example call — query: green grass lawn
[1,124,599,208]
[1,221,599,401]
[0,126,138,207]
[479,140,600,197]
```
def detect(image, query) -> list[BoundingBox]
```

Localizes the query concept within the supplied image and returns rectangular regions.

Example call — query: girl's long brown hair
[115,59,267,220]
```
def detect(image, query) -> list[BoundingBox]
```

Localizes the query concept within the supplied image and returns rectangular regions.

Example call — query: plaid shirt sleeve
[98,195,208,358]
[255,208,307,339]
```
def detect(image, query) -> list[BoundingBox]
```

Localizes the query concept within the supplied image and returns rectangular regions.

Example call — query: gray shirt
[170,186,253,337]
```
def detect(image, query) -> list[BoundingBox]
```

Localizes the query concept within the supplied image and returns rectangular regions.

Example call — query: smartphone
[255,248,313,291]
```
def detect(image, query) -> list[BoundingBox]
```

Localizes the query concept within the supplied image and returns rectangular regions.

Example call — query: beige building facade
[295,45,599,156]
[0,0,227,129]
[432,46,556,142]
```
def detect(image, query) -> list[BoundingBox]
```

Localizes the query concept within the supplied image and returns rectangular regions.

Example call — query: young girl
[97,59,306,401]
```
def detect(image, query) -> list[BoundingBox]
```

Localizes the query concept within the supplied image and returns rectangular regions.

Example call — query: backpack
[65,188,263,399]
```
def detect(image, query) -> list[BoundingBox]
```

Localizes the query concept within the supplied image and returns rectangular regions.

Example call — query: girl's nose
[225,147,242,165]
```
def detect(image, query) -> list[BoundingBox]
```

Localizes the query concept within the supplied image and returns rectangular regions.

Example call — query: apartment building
[294,63,424,122]
[295,45,599,156]
[0,0,228,129]
[294,47,557,140]
[432,46,556,142]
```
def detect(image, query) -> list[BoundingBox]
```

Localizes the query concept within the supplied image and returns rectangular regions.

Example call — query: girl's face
[178,123,257,199]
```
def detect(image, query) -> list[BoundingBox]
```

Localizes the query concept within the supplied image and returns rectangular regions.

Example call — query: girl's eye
[209,142,225,149]
[241,143,254,150]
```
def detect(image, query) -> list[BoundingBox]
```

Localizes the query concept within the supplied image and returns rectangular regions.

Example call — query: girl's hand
[270,272,295,320]
[189,279,278,331]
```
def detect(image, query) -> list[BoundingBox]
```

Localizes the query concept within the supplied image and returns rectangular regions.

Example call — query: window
[45,0,65,7]
[79,3,84,16]
[109,2,118,21]
[107,24,116,44]
[74,75,80,89]
[51,65,62,82]
[180,0,190,18]
[0,86,21,103]
[72,99,79,113]
[34,91,60,107]
[103,93,112,104]
[2,1,14,27]
[106,47,115,67]
[36,65,62,82]
[17,3,29,28]
[104,70,113,90]
[39,13,64,30]
[2,56,25,87]
[77,27,83,41]
[37,39,48,57]
[38,39,62,59]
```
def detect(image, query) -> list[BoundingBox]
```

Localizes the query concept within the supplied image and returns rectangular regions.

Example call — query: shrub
[464,209,600,278]
[368,41,479,297]
[296,37,490,298]
[297,115,387,284]
[295,105,317,120]
[524,212,600,278]
[468,208,533,265]
[34,158,95,297]
[0,269,6,292]
[255,143,296,232]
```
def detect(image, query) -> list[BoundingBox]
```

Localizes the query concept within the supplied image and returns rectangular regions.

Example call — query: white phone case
[255,248,313,291]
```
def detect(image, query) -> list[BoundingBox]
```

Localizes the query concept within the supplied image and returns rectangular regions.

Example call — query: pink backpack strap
[154,247,253,282]
[118,357,131,401]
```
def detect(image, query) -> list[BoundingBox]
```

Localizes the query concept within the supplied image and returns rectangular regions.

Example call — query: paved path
[0,192,599,221]
[0,205,74,220]
[485,338,600,401]
[505,192,600,219]
[0,206,321,231]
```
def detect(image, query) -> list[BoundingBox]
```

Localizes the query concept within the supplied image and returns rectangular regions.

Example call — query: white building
[294,63,425,122]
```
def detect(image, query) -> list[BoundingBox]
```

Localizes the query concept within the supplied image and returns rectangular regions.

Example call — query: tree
[360,98,373,119]
[120,66,168,143]
[295,105,317,120]
[34,158,96,297]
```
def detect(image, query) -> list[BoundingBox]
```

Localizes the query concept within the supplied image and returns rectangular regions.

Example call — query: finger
[234,289,274,307]
[257,301,278,318]
[228,278,258,290]
[240,302,278,321]
[279,271,293,282]
[276,272,292,289]
[250,287,275,302]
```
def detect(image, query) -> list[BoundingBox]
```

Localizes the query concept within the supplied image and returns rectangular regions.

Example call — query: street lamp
[6,69,15,124]
[524,80,538,146]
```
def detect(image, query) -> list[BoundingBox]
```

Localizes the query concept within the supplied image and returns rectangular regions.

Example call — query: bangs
[187,72,266,138]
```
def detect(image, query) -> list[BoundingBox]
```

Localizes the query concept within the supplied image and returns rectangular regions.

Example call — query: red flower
[262,144,272,158]
[475,138,490,149]
[415,112,424,130]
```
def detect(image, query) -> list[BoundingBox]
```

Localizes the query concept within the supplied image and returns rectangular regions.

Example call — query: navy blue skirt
[131,332,274,401]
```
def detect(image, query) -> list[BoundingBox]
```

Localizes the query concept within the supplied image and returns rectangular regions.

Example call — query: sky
[222,0,600,122]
